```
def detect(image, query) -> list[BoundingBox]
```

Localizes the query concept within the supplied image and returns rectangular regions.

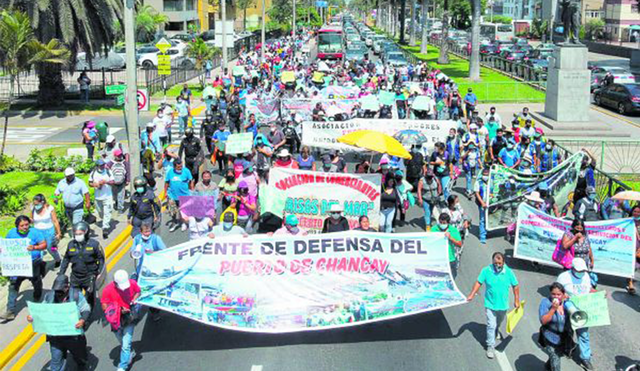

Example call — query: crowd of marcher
[2,26,640,371]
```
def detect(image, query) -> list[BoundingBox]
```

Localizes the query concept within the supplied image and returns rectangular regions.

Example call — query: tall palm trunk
[37,64,65,106]
[469,0,481,80]
[409,0,417,46]
[399,0,407,43]
[0,77,14,156]
[244,8,247,31]
[438,0,450,64]
[420,0,428,53]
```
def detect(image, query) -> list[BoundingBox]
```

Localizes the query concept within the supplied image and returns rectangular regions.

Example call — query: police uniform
[128,189,161,236]
[200,119,217,155]
[179,135,202,184]
[59,239,104,309]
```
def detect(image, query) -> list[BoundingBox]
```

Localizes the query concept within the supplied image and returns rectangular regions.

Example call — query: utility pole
[261,0,266,63]
[293,0,297,39]
[124,0,141,177]
[221,0,228,69]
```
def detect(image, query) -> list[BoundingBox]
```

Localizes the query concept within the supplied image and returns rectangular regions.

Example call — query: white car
[75,51,125,71]
[138,47,189,69]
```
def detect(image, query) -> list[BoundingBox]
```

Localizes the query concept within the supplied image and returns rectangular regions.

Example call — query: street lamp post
[293,0,297,39]
[261,0,266,63]
[124,0,141,178]
[221,0,228,68]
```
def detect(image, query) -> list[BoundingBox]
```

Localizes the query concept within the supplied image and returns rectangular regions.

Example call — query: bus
[317,26,343,60]
[480,23,514,42]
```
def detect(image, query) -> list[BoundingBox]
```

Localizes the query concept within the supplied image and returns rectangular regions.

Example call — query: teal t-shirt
[477,264,518,311]
[431,225,461,263]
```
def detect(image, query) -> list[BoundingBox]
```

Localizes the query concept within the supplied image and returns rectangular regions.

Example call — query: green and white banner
[486,152,584,230]
[136,232,466,333]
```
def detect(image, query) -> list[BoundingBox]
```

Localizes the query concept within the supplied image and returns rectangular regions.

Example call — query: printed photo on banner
[301,119,456,152]
[514,203,637,278]
[135,232,466,333]
[260,168,382,232]
[246,97,280,124]
[0,238,32,277]
[281,98,359,122]
[486,152,585,231]
[179,196,217,220]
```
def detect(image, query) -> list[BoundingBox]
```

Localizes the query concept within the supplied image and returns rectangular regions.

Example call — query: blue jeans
[422,200,436,229]
[115,324,135,369]
[178,116,188,135]
[478,205,487,242]
[486,308,506,349]
[49,336,88,371]
[380,207,396,233]
[576,327,591,361]
[65,205,85,237]
[439,175,451,200]
[465,168,477,194]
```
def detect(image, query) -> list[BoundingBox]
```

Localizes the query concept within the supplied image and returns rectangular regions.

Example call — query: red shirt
[101,280,141,310]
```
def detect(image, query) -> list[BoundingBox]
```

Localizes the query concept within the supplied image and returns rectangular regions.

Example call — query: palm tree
[409,0,417,46]
[468,0,481,80]
[0,0,123,106]
[185,37,221,88]
[438,0,450,64]
[136,4,168,43]
[237,0,256,32]
[420,0,428,54]
[0,10,69,155]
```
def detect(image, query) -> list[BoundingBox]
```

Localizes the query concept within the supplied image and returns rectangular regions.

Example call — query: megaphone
[566,300,589,328]
[131,244,143,260]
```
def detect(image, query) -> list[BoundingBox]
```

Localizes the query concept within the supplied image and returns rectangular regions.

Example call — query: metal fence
[555,139,640,176]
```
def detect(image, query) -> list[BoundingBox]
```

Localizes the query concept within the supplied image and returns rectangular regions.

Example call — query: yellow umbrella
[337,130,412,159]
[612,190,640,201]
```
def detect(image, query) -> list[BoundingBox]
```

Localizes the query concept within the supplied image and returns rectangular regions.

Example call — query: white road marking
[108,128,123,135]
[250,366,263,371]
[495,349,514,371]
[4,127,61,143]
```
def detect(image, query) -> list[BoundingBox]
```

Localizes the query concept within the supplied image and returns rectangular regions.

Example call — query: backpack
[111,161,127,185]
[406,152,424,178]
[104,302,121,331]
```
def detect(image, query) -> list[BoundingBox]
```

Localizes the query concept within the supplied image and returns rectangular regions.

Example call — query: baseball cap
[114,270,130,290]
[572,258,588,272]
[278,149,291,157]
[52,274,69,291]
[285,214,299,226]
[106,135,116,143]
[330,204,343,213]
[64,167,75,176]
[114,149,123,157]
[96,159,106,166]
[469,124,478,130]
[146,122,155,128]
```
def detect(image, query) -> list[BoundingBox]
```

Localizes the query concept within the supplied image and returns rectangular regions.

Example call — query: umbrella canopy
[612,191,640,201]
[281,70,296,83]
[411,95,433,111]
[338,130,412,159]
[393,130,428,145]
[232,65,247,77]
[361,94,380,111]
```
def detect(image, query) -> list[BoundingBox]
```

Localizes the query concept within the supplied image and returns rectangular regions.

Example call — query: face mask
[74,234,85,243]
[98,167,106,174]
[136,187,145,194]
[482,176,489,181]
[634,216,640,221]
[573,270,585,279]
[34,204,43,211]
[66,176,75,183]
[54,290,66,303]
[270,127,277,132]
[535,139,541,144]
[331,213,341,220]
[493,264,503,273]
[546,145,552,151]
[588,194,596,200]
[288,226,300,234]
[226,176,235,182]
[203,179,211,185]
[438,223,448,230]
[158,114,164,119]
[141,234,151,241]
[507,145,514,150]
[223,222,233,230]
[18,228,29,235]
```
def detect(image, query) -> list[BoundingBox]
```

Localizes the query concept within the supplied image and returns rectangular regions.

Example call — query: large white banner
[260,168,382,232]
[302,119,457,151]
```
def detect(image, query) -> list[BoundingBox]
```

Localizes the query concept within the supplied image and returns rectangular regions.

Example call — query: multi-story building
[604,0,640,41]
[583,0,605,20]
[144,0,209,35]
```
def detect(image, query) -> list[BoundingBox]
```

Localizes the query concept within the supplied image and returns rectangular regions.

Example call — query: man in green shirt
[466,252,520,359]
[431,213,462,278]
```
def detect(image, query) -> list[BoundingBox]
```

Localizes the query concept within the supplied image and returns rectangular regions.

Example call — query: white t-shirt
[557,270,592,297]
[153,116,168,137]
[89,169,114,200]
[188,217,212,240]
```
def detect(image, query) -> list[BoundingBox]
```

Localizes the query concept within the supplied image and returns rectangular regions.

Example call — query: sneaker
[129,350,137,366]
[580,359,594,370]
[102,231,109,239]
[117,368,126,371]
[54,261,61,269]
[486,348,495,359]
[181,223,187,232]
[496,332,503,342]
[480,240,487,245]
[165,220,173,227]
[0,311,16,321]
[169,223,180,233]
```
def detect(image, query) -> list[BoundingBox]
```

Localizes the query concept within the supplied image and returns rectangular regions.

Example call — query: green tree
[531,18,548,39]
[585,18,604,40]
[237,0,256,32]
[491,15,512,24]
[136,4,168,43]
[185,37,221,87]
[0,0,123,106]
[0,10,69,155]
[269,0,294,28]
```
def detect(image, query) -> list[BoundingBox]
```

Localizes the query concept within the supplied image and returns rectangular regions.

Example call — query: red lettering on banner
[275,172,380,201]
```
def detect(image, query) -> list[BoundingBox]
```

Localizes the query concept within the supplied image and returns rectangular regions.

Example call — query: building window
[164,0,183,11]
[186,0,195,11]
[166,21,184,31]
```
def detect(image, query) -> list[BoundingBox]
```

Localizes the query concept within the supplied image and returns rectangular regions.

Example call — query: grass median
[402,44,546,103]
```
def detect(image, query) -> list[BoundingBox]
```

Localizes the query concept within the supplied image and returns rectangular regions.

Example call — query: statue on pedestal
[558,0,583,45]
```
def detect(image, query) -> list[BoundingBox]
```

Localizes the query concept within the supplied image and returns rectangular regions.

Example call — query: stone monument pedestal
[544,46,591,122]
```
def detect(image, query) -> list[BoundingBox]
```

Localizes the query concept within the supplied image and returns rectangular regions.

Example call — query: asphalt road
[20,160,640,371]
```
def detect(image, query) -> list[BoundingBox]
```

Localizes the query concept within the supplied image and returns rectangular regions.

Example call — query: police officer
[58,222,104,311]
[200,115,217,156]
[227,101,242,133]
[179,127,202,184]
[128,176,161,237]
[28,274,91,371]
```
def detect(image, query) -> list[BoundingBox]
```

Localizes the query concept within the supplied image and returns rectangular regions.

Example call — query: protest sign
[281,99,359,122]
[506,300,526,334]
[514,203,637,278]
[378,91,397,106]
[0,238,32,277]
[28,302,82,336]
[225,133,254,155]
[260,168,382,232]
[136,231,467,333]
[179,196,217,220]
[570,291,611,328]
[302,119,456,152]
[486,152,584,230]
[320,86,360,99]
[246,97,280,124]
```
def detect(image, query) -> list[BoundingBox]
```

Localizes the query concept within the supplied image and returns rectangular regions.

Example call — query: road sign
[316,1,328,7]
[155,37,172,54]
[137,89,149,111]
[157,55,171,75]
[116,94,125,106]
[105,84,126,95]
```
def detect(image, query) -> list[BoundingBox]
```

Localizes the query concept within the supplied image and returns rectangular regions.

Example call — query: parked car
[139,46,191,69]
[593,83,640,114]
[590,66,636,92]
[170,33,195,43]
[387,52,408,67]
[528,58,549,79]
[505,51,527,62]
[344,46,368,62]
[480,44,498,55]
[75,51,125,71]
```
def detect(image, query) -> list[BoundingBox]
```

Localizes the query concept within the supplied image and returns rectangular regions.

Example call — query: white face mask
[223,222,233,230]
[74,234,85,243]
[141,234,151,241]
